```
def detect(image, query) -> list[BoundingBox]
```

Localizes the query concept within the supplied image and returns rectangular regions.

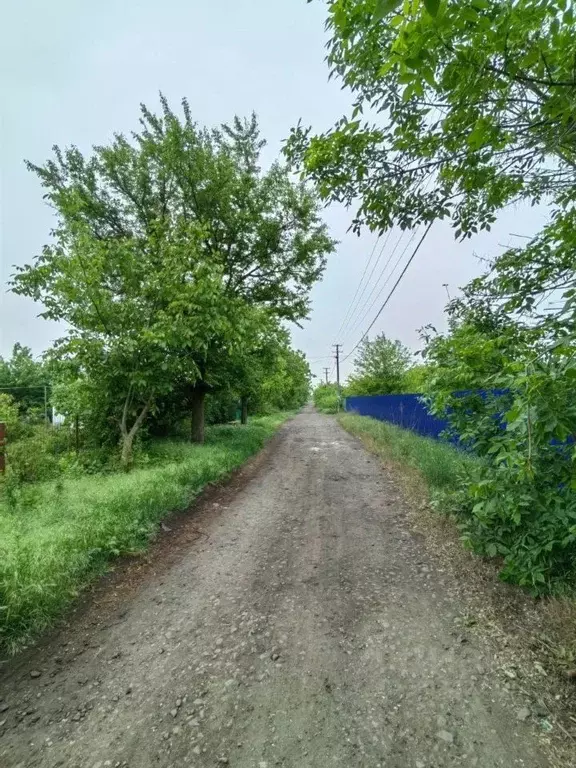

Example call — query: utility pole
[323,367,330,384]
[333,344,342,411]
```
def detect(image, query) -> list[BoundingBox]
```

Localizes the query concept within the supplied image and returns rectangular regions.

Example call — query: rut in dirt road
[1,409,549,767]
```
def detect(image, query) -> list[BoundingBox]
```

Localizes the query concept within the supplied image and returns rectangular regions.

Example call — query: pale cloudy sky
[1,0,545,380]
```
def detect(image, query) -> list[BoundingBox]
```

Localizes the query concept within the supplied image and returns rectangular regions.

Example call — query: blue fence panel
[345,394,449,440]
[344,390,512,444]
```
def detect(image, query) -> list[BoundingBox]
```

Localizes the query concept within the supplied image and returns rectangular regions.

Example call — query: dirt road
[0,409,549,767]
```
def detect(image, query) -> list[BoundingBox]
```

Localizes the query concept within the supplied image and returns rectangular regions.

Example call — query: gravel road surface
[0,409,549,767]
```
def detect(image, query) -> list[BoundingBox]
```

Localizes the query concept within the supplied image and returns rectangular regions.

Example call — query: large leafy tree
[148,321,311,434]
[192,321,311,426]
[13,97,334,458]
[152,307,281,437]
[226,317,293,424]
[257,342,312,412]
[346,333,411,394]
[290,0,576,235]
[15,223,242,465]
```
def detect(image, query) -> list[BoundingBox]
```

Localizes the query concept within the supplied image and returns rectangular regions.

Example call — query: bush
[4,427,71,483]
[313,383,339,413]
[425,322,576,593]
[435,366,576,592]
[0,414,290,652]
[0,394,22,440]
[400,365,430,394]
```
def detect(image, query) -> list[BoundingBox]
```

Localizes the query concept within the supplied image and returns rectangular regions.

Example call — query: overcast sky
[1,0,545,380]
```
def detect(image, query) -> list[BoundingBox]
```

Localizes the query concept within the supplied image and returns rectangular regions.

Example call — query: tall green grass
[338,413,478,492]
[0,415,290,653]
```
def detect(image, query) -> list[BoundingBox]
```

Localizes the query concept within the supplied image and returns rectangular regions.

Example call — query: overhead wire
[339,175,435,345]
[333,106,441,371]
[342,221,434,363]
[335,234,382,341]
[335,230,394,342]
[342,225,421,344]
[340,227,416,345]
[337,228,396,342]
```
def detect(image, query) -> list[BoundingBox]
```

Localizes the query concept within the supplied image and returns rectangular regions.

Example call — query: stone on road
[0,409,548,767]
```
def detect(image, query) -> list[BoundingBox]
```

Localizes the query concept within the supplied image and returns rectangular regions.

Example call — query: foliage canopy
[346,333,412,395]
[13,97,333,462]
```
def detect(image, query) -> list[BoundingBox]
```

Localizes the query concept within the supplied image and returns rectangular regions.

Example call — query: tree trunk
[120,430,136,470]
[120,392,152,471]
[75,415,80,456]
[190,389,206,444]
[240,396,248,425]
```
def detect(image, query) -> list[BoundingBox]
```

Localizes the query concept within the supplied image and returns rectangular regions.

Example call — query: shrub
[2,424,79,484]
[426,321,576,593]
[0,394,22,440]
[313,383,339,413]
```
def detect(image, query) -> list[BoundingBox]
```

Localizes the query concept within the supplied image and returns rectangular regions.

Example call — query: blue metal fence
[344,391,511,443]
[344,394,448,440]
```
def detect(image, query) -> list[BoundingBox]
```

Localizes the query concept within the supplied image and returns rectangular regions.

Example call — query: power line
[336,233,382,340]
[341,176,435,344]
[339,230,404,343]
[338,228,396,341]
[343,226,420,343]
[342,222,433,363]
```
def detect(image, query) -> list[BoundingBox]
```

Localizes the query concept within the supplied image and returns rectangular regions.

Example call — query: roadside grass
[0,414,290,653]
[337,412,478,495]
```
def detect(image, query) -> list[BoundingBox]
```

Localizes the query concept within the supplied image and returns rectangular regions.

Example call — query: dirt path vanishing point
[0,408,551,768]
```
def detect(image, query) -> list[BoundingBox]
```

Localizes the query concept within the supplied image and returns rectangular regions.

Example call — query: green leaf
[374,0,402,21]
[423,0,440,16]
[378,60,395,77]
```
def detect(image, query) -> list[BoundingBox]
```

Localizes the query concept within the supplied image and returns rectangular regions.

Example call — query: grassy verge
[338,412,478,495]
[0,414,290,653]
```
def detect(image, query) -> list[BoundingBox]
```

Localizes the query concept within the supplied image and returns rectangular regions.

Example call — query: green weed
[0,415,289,653]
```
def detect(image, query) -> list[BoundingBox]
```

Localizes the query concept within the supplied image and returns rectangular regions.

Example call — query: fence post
[0,422,5,474]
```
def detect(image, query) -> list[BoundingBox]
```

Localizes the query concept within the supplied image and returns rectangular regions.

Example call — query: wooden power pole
[333,344,342,410]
